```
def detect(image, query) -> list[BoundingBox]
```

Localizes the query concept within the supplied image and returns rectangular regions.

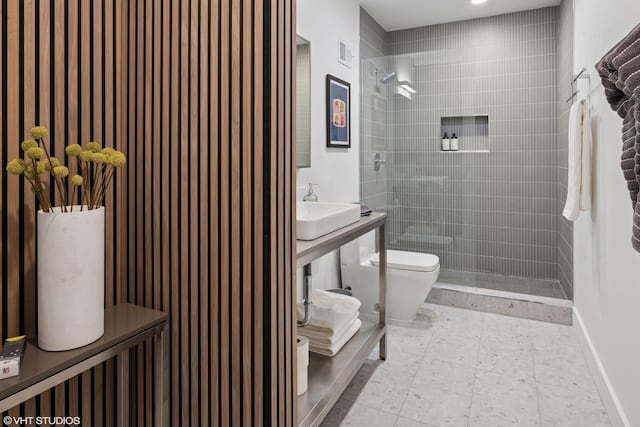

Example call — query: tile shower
[360,5,573,298]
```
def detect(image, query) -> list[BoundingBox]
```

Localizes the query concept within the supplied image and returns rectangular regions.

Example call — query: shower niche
[440,115,489,153]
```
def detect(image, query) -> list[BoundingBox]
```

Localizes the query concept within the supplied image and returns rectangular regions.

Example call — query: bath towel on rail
[595,23,640,252]
[563,98,592,221]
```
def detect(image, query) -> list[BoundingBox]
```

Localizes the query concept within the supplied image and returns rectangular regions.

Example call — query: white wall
[296,0,361,292]
[573,1,640,425]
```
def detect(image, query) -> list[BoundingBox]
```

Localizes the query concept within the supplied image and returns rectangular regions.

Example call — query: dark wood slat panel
[242,0,253,423]
[219,0,231,424]
[209,0,221,423]
[253,0,265,423]
[178,0,190,424]
[0,0,4,349]
[6,0,21,339]
[198,0,210,425]
[1,0,296,425]
[104,0,115,305]
[23,0,37,339]
[168,0,181,425]
[188,0,200,425]
[230,0,242,423]
[268,0,280,424]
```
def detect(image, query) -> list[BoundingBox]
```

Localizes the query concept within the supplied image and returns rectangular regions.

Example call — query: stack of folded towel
[297,290,362,357]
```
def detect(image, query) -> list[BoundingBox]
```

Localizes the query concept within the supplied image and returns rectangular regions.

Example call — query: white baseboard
[573,307,630,427]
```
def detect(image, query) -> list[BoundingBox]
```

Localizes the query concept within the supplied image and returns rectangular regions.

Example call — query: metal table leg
[379,223,387,360]
[155,324,169,427]
[117,350,129,427]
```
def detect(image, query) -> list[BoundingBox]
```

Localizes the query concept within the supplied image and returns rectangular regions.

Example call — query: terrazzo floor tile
[324,304,609,427]
[424,329,481,367]
[412,358,476,395]
[331,402,398,427]
[537,382,611,427]
[400,386,472,427]
[477,327,535,382]
[469,369,541,427]
[394,416,435,427]
[532,348,598,393]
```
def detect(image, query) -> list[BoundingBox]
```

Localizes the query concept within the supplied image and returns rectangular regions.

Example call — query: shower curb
[425,282,573,325]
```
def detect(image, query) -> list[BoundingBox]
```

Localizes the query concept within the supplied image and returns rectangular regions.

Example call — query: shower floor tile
[321,304,612,427]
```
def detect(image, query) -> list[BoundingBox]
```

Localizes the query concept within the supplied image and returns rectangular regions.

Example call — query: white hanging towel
[563,99,592,221]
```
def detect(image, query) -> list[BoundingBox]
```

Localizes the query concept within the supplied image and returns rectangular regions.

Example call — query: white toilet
[340,235,440,322]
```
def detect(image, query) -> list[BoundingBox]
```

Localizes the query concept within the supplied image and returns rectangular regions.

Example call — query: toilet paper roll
[297,336,309,396]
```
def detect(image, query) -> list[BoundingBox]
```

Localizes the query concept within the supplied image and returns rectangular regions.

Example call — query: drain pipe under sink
[298,263,313,327]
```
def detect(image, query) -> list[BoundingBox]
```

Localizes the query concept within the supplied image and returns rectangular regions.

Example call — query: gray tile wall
[383,8,560,279]
[557,0,574,298]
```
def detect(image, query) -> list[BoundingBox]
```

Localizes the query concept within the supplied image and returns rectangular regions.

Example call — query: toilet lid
[370,250,439,272]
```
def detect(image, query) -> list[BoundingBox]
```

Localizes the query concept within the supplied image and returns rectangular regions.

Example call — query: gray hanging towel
[595,23,640,253]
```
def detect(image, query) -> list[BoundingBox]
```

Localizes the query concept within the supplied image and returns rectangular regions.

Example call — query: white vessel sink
[296,202,361,241]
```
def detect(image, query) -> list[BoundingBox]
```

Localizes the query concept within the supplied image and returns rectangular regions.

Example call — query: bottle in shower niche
[450,133,459,151]
[441,133,450,151]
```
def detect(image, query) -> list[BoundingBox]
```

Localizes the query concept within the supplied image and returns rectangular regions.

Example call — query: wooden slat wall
[1,0,120,423]
[0,0,296,425]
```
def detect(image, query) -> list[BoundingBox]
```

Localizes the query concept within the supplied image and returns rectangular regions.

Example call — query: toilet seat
[369,250,439,272]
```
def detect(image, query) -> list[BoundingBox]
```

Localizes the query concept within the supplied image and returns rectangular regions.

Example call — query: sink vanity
[296,211,387,427]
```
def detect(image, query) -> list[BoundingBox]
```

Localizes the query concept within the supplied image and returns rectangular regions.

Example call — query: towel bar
[566,67,591,103]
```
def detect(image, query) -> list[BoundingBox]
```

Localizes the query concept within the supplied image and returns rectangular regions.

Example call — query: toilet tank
[339,231,376,267]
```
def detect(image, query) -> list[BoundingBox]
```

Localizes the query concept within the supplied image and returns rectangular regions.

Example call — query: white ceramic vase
[37,206,105,351]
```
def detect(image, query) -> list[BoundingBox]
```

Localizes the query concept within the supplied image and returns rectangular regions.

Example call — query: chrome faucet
[374,152,387,172]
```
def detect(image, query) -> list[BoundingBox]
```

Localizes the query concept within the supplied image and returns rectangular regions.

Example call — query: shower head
[380,71,396,84]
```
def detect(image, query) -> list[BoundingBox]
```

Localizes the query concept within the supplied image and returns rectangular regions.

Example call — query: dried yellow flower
[92,153,109,164]
[35,161,46,175]
[21,140,38,151]
[65,144,83,157]
[43,157,60,171]
[52,165,69,178]
[25,164,36,180]
[30,182,46,194]
[70,175,84,186]
[6,159,26,175]
[26,147,43,160]
[110,152,127,168]
[102,147,116,155]
[29,126,48,140]
[78,150,93,162]
[86,141,102,153]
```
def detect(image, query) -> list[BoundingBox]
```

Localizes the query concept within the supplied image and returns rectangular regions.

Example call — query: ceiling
[360,0,562,31]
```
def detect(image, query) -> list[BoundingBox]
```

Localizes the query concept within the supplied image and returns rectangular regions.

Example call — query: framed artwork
[326,74,351,148]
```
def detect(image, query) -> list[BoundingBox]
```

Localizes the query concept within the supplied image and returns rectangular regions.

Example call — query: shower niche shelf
[441,115,489,153]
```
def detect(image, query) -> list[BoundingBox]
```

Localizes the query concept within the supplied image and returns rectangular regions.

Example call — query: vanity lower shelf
[297,319,386,427]
[295,212,387,426]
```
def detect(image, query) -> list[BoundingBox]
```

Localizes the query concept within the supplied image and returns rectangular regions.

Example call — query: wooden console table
[0,304,169,427]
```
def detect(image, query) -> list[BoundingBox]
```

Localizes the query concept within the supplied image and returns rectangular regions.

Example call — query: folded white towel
[563,99,592,221]
[297,290,361,332]
[309,319,362,357]
[298,313,359,347]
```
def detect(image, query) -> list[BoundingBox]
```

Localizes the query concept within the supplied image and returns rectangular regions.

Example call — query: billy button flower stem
[94,151,125,206]
[24,146,52,213]
[64,144,83,211]
[69,175,84,212]
[85,142,103,209]
[77,149,93,211]
[30,126,68,212]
